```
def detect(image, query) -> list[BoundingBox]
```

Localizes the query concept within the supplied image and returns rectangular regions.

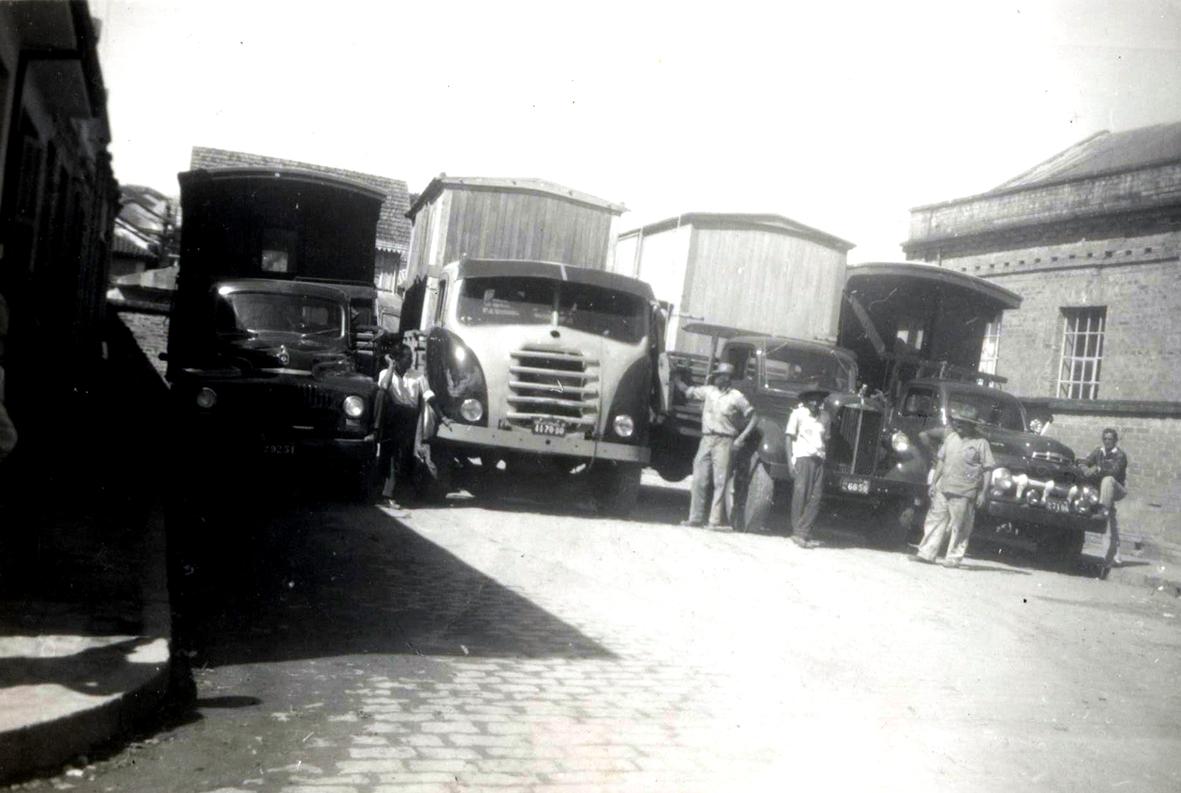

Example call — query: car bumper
[434,422,649,464]
[986,499,1108,531]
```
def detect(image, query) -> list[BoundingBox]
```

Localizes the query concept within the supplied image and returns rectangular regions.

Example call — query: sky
[91,0,1181,263]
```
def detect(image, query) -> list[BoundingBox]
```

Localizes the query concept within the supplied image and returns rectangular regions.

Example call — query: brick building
[903,122,1181,542]
[189,147,412,293]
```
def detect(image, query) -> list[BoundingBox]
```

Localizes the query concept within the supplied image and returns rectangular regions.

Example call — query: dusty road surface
[16,474,1181,793]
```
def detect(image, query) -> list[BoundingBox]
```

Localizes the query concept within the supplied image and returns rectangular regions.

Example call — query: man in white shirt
[785,388,830,548]
[675,362,756,529]
[377,344,437,509]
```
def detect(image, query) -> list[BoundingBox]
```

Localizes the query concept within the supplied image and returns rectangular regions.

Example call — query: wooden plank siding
[674,226,847,357]
[439,187,615,269]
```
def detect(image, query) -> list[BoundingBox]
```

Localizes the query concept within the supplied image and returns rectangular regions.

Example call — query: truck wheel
[735,462,775,533]
[593,462,642,517]
[654,462,692,483]
[349,457,383,504]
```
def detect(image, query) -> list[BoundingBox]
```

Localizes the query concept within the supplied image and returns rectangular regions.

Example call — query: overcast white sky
[92,0,1181,262]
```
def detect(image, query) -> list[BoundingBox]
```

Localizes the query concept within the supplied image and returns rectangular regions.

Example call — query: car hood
[976,424,1075,466]
[218,333,354,374]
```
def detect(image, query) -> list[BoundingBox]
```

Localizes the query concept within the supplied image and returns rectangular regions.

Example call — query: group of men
[675,361,830,549]
[677,361,1130,574]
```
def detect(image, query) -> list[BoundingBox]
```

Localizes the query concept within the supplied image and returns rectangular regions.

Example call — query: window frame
[1057,307,1106,400]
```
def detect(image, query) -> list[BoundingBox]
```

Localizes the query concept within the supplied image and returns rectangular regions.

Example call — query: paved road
[14,475,1181,793]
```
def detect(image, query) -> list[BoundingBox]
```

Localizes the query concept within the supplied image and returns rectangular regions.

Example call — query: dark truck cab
[167,168,387,496]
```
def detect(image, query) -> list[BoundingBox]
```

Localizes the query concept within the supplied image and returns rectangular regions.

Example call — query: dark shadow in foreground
[166,493,613,669]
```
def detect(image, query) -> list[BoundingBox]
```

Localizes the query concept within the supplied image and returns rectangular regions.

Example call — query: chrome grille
[1031,450,1071,466]
[826,405,882,476]
[506,346,599,430]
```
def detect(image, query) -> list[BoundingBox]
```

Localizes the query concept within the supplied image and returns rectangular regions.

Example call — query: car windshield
[215,292,345,338]
[945,390,1026,432]
[458,277,647,343]
[763,343,857,392]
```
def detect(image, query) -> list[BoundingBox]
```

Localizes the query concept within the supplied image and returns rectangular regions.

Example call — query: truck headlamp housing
[890,430,910,453]
[460,398,484,423]
[343,395,365,418]
[613,414,635,438]
[991,467,1013,493]
[196,387,217,409]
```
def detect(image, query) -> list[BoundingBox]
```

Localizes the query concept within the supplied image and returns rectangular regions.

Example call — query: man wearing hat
[911,401,996,568]
[785,387,830,548]
[675,361,756,529]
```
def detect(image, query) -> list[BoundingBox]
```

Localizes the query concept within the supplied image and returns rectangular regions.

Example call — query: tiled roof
[189,147,412,254]
[993,122,1181,192]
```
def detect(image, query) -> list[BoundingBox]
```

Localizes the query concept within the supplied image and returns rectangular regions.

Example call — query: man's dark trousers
[791,456,824,540]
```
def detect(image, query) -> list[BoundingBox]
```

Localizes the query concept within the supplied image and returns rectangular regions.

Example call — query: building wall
[931,231,1181,400]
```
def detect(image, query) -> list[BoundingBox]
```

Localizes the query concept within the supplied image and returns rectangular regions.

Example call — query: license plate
[1045,498,1070,514]
[263,443,296,455]
[839,476,870,495]
[532,418,567,437]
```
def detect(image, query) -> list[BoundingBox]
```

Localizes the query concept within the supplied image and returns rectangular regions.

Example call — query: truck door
[723,343,758,402]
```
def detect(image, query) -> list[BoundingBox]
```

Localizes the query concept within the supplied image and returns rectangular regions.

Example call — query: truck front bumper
[434,422,649,464]
[985,500,1108,531]
[821,469,924,501]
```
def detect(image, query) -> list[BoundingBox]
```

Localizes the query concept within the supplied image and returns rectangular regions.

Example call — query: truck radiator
[826,406,882,476]
[506,346,599,430]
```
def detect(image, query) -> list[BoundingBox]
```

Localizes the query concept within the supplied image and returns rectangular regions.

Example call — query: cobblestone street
[19,478,1181,793]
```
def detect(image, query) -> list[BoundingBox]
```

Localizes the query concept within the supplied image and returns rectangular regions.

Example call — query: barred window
[1058,307,1106,399]
[979,314,1002,375]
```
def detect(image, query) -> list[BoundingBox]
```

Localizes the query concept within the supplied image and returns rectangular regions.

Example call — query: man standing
[675,362,756,529]
[1082,428,1129,576]
[377,343,439,511]
[911,403,996,568]
[785,388,830,549]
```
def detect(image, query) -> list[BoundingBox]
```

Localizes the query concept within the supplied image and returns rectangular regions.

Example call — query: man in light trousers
[911,403,995,568]
[676,362,756,529]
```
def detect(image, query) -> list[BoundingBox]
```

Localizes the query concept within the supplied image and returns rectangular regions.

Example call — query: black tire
[349,456,383,504]
[735,461,775,533]
[593,462,642,517]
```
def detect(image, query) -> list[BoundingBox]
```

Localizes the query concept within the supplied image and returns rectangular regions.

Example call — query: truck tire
[593,462,642,517]
[349,456,383,504]
[734,462,775,533]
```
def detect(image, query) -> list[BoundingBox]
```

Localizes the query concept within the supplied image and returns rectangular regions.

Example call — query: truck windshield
[945,390,1026,432]
[215,292,345,338]
[458,277,647,343]
[763,344,856,393]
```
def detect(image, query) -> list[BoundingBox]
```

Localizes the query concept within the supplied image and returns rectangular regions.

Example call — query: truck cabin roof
[179,167,387,203]
[845,261,1021,314]
[725,334,857,360]
[449,258,655,301]
[908,377,1023,400]
[213,278,351,303]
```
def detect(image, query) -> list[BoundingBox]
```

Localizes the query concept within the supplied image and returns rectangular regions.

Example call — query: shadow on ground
[167,494,613,670]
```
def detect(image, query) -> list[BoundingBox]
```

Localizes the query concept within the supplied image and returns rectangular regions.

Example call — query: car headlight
[890,431,910,453]
[460,398,484,422]
[196,387,217,409]
[613,414,635,438]
[343,395,365,418]
[991,467,1013,492]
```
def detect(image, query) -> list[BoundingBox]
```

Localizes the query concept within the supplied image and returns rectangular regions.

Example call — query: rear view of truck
[167,168,388,500]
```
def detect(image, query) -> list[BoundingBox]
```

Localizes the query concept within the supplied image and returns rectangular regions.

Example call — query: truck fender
[753,413,789,468]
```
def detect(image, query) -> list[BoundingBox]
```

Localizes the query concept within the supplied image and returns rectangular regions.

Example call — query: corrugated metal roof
[993,122,1181,192]
[189,147,412,255]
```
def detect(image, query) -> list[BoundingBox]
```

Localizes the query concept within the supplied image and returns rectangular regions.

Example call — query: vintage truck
[399,177,657,514]
[166,167,389,499]
[653,262,1110,560]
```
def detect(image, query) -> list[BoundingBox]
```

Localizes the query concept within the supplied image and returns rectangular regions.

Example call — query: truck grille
[506,346,599,430]
[826,405,882,476]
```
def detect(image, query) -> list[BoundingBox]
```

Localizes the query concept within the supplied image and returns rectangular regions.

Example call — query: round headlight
[613,414,635,438]
[343,395,365,418]
[195,387,217,409]
[991,467,1013,491]
[460,398,483,422]
[890,431,910,453]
